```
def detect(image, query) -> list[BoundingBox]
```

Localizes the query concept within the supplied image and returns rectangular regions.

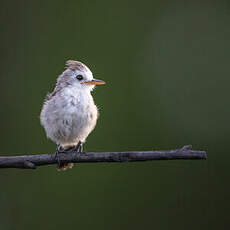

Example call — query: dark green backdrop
[0,0,229,229]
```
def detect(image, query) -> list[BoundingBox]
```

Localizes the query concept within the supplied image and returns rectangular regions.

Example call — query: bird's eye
[76,74,83,81]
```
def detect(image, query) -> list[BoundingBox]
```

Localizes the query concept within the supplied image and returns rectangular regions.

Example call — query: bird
[40,60,105,171]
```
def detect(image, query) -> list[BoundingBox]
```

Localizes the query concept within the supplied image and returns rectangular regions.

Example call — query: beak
[82,79,105,85]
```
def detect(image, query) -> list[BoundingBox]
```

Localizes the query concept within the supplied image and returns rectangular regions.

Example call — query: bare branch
[0,145,207,169]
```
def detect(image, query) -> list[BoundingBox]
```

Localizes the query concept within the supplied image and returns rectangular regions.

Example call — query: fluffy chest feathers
[40,86,98,145]
[60,87,96,116]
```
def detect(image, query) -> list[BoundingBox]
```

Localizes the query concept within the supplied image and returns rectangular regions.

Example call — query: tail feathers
[57,163,74,171]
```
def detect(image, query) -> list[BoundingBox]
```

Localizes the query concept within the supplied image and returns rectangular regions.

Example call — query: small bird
[40,60,105,170]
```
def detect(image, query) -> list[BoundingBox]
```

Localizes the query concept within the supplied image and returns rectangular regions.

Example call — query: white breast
[40,86,98,147]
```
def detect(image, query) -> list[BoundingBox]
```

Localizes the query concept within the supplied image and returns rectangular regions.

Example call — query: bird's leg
[54,144,61,167]
[78,141,83,153]
[73,141,83,153]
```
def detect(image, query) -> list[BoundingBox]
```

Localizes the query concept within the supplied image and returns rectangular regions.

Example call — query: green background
[0,0,229,229]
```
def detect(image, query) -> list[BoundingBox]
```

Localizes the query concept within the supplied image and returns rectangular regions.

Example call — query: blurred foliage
[0,0,229,229]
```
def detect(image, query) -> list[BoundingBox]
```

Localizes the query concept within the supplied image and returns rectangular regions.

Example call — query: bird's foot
[54,142,83,171]
[55,145,71,168]
[55,145,75,171]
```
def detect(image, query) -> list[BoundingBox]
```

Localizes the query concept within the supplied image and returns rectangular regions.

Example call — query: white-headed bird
[40,60,105,170]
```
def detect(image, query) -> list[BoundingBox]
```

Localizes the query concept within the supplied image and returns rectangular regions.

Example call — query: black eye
[76,74,83,81]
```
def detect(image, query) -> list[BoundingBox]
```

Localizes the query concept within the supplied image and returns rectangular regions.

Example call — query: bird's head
[57,60,105,91]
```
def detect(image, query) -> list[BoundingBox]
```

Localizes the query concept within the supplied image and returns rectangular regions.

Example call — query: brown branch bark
[0,145,207,169]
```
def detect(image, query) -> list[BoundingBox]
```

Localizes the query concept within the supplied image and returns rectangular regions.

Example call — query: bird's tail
[57,162,74,171]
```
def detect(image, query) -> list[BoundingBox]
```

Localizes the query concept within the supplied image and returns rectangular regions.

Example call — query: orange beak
[82,79,105,85]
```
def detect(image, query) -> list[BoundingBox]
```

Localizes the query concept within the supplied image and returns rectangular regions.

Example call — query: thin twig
[0,145,207,169]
